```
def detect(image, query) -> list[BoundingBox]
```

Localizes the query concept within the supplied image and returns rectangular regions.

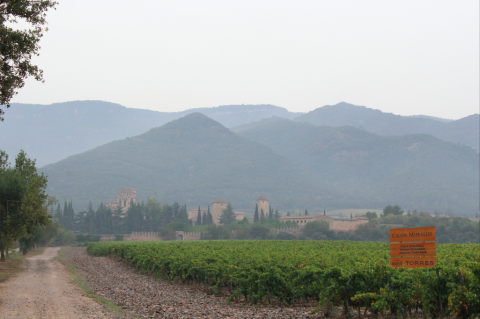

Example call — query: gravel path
[0,247,115,319]
[65,247,321,319]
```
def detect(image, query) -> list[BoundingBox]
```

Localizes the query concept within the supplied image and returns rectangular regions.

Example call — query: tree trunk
[0,247,5,262]
[23,248,27,255]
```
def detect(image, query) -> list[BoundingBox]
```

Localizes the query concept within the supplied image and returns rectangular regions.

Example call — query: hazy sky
[11,0,479,119]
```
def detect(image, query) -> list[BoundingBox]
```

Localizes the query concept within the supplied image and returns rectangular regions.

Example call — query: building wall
[188,208,208,225]
[257,198,269,218]
[211,201,228,224]
[117,191,137,209]
[279,215,369,232]
[234,211,245,221]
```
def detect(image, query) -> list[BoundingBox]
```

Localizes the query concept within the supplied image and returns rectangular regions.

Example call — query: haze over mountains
[1,101,300,167]
[41,113,334,213]
[41,113,479,215]
[236,117,479,214]
[1,101,477,167]
[294,102,479,152]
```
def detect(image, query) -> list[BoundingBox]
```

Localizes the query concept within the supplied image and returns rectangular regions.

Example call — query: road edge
[55,246,138,318]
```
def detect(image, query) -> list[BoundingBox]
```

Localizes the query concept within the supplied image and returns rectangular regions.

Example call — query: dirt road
[0,247,111,319]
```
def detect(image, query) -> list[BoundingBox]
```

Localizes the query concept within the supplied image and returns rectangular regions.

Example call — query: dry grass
[0,247,45,284]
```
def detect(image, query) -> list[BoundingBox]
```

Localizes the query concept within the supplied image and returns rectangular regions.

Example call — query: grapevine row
[87,241,480,317]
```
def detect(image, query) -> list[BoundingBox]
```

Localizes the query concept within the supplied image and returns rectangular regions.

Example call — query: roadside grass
[0,247,45,284]
[56,247,138,318]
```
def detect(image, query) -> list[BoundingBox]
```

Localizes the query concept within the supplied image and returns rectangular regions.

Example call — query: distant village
[104,186,369,233]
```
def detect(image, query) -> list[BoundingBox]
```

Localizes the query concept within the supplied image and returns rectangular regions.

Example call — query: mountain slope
[0,101,301,167]
[294,102,479,152]
[41,113,340,212]
[237,118,479,214]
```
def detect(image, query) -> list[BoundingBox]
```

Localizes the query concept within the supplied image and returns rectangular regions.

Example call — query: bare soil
[0,247,117,319]
[64,247,320,318]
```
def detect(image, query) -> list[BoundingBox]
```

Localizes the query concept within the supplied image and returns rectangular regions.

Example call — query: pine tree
[219,203,236,226]
[254,204,259,223]
[305,209,308,216]
[274,210,280,219]
[196,206,202,226]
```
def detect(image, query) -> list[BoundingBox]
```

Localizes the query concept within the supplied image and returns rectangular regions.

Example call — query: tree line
[0,150,54,260]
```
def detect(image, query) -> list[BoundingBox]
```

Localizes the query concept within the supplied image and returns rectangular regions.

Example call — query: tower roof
[257,195,268,201]
[213,197,229,203]
[118,186,131,193]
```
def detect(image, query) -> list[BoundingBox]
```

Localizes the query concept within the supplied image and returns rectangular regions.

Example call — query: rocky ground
[64,247,322,319]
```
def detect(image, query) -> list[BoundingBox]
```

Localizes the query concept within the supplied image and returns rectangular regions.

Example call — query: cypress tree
[351,213,353,219]
[268,206,273,219]
[63,201,68,219]
[207,207,213,225]
[305,209,308,216]
[55,203,62,221]
[324,209,326,216]
[260,209,267,223]
[68,200,75,225]
[254,203,259,222]
[287,211,290,216]
[178,204,189,223]
[196,206,202,226]
[87,202,95,234]
[202,212,207,226]
[172,202,180,223]
[163,204,173,226]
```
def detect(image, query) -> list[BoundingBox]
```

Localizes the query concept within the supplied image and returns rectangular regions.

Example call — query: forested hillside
[0,101,299,167]
[41,113,341,213]
[41,113,479,215]
[294,102,479,152]
[237,117,479,214]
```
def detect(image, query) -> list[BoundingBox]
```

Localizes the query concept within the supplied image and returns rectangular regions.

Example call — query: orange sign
[390,242,436,256]
[389,227,436,243]
[390,257,436,268]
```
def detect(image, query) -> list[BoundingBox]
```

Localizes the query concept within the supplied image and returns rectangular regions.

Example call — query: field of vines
[87,241,480,318]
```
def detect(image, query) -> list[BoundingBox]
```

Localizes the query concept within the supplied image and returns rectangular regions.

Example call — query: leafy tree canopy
[0,0,57,121]
[383,205,404,216]
[0,150,53,261]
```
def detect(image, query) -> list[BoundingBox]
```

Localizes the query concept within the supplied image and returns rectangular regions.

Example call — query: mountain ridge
[294,102,479,152]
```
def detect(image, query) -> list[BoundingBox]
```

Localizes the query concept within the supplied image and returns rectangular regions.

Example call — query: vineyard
[87,240,480,318]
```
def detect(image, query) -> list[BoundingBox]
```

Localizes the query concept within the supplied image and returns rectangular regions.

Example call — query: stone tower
[117,186,137,209]
[211,198,229,225]
[256,195,269,219]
